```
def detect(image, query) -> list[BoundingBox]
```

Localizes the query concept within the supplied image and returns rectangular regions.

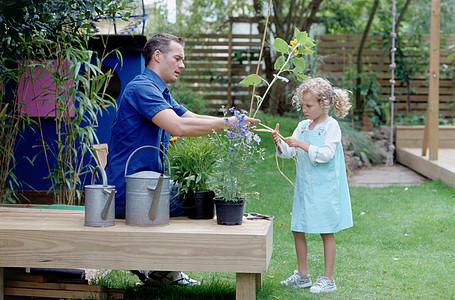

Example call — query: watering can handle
[91,165,108,186]
[124,145,171,178]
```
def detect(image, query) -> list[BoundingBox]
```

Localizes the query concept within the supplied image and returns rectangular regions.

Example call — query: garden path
[348,163,427,187]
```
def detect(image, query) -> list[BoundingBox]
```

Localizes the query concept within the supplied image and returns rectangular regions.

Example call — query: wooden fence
[183,33,265,111]
[183,34,455,117]
[316,34,455,118]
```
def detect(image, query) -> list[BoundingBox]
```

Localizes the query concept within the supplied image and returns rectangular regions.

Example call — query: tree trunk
[355,0,380,118]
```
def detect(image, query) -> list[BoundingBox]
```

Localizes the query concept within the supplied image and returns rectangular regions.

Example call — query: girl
[271,77,353,293]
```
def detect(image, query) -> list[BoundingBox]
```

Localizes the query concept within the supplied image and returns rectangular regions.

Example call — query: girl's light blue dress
[279,118,353,234]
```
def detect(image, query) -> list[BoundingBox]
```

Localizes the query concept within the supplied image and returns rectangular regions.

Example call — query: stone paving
[348,163,427,187]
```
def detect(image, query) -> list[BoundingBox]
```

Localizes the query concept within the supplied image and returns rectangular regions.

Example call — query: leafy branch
[239,28,315,118]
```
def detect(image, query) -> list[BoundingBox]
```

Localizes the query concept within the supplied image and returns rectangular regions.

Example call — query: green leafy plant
[168,81,207,115]
[27,35,121,205]
[240,28,315,118]
[0,0,132,204]
[208,107,265,202]
[167,136,220,198]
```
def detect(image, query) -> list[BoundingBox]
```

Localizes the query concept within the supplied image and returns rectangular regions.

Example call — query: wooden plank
[0,208,272,274]
[5,287,102,299]
[5,272,47,283]
[396,126,455,148]
[396,148,455,187]
[186,41,262,47]
[5,280,103,292]
[315,34,382,41]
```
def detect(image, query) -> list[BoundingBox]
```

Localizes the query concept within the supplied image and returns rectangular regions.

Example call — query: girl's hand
[271,123,282,153]
[284,137,301,148]
[284,137,309,152]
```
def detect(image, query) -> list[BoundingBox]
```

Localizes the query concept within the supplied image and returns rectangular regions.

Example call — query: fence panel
[184,33,265,111]
[182,33,455,118]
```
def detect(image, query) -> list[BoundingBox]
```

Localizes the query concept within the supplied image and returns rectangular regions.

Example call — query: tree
[353,0,380,118]
[144,0,252,37]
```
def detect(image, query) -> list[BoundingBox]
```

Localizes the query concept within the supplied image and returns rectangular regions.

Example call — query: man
[105,33,259,286]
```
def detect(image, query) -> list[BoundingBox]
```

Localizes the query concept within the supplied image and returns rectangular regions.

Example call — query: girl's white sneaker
[310,276,337,293]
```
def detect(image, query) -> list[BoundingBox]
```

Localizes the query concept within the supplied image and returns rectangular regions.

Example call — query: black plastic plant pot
[188,190,215,219]
[214,197,245,225]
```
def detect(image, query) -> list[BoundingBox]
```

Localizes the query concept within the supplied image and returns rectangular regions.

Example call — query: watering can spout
[101,188,116,220]
[149,174,164,221]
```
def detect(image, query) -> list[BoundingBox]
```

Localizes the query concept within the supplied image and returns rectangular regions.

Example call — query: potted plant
[167,135,220,219]
[208,107,265,225]
[206,28,315,225]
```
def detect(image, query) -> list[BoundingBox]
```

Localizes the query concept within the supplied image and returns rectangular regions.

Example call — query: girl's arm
[283,119,340,165]
[307,120,340,164]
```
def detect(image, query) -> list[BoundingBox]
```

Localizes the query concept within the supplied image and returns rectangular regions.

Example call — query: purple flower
[227,131,235,138]
[238,114,245,125]
[230,148,235,152]
[253,134,261,144]
[224,117,229,123]
[229,107,235,114]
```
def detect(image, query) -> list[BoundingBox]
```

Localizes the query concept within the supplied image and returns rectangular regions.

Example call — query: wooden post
[0,267,4,300]
[227,32,233,108]
[422,108,429,156]
[426,0,440,160]
[236,273,256,300]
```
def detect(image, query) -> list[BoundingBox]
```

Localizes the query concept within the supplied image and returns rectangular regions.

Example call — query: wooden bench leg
[255,273,262,290]
[1,267,4,300]
[236,273,256,300]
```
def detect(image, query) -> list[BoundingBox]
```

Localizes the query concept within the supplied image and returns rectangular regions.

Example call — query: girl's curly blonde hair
[292,77,352,118]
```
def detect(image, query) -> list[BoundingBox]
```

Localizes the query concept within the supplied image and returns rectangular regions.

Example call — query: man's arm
[151,109,260,137]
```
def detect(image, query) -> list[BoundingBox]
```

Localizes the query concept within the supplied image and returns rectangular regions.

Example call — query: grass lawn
[95,115,455,299]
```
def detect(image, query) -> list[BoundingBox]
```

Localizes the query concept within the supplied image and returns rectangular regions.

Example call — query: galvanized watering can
[125,145,171,227]
[84,165,116,227]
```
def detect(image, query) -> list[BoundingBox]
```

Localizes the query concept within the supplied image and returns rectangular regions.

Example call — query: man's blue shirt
[105,68,187,207]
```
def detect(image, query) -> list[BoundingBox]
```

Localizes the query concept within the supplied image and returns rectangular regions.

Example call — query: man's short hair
[143,33,185,67]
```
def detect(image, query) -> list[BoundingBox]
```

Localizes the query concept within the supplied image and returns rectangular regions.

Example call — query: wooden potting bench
[0,206,273,300]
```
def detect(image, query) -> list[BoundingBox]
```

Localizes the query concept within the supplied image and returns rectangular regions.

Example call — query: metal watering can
[125,145,171,227]
[84,165,116,227]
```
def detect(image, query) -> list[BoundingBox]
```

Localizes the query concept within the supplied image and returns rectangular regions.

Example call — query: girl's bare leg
[320,233,336,281]
[293,231,309,276]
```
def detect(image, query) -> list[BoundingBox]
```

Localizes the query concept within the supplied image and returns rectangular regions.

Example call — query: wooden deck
[396,147,455,187]
[395,125,455,187]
